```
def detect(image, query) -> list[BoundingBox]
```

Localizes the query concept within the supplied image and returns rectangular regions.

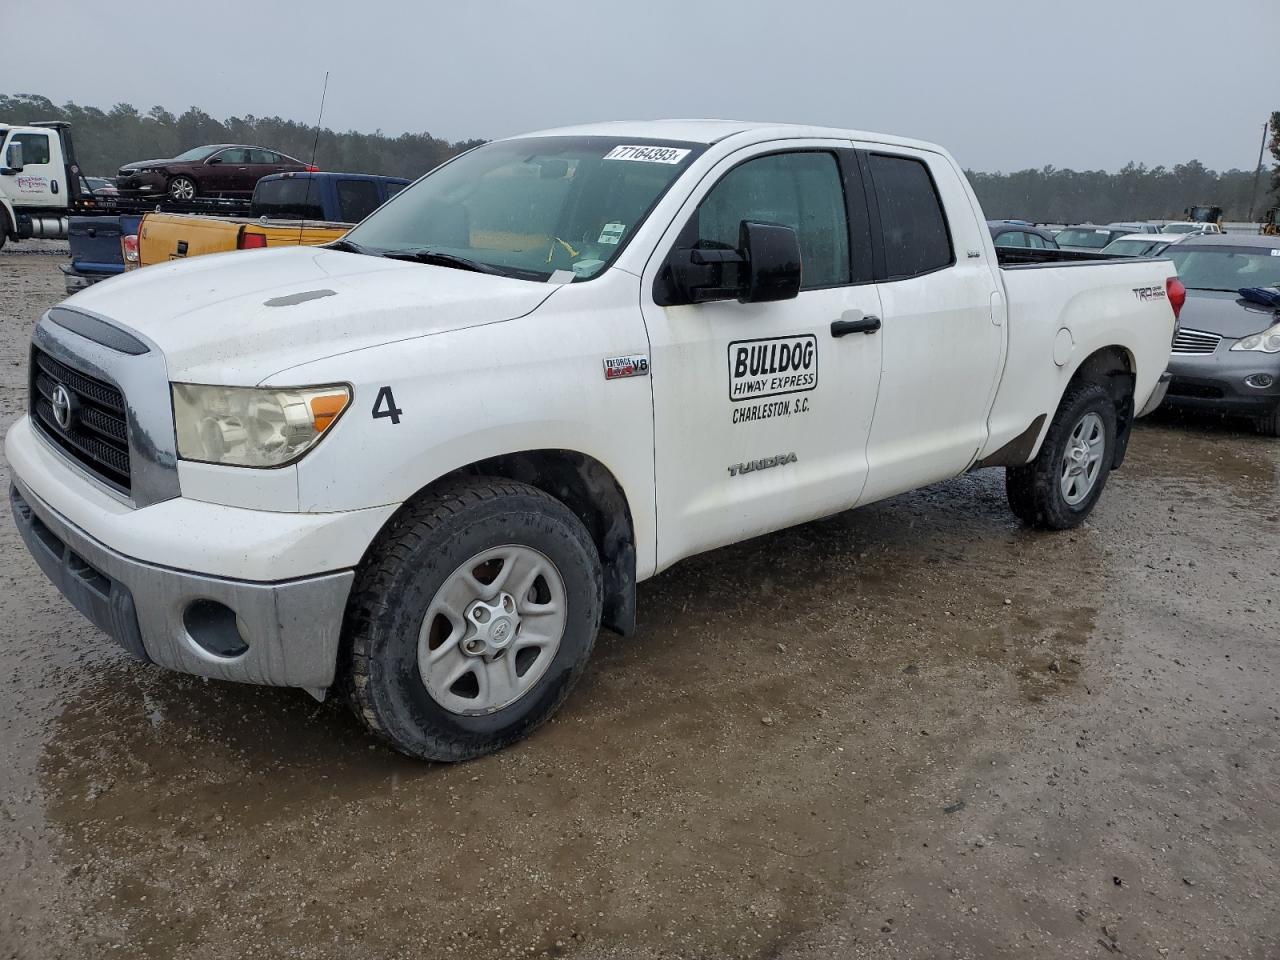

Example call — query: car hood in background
[1178,290,1280,340]
[63,247,561,384]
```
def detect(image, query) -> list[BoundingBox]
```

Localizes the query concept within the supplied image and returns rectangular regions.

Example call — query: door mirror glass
[206,156,223,165]
[4,141,23,172]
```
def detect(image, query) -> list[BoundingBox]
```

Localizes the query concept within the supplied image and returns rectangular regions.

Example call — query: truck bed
[995,247,1148,268]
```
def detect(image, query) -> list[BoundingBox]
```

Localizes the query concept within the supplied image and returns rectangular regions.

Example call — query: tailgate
[138,213,243,267]
[68,217,127,272]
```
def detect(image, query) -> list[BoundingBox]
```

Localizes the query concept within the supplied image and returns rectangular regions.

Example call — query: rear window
[1056,228,1115,249]
[253,178,324,219]
[337,179,382,223]
[869,154,953,279]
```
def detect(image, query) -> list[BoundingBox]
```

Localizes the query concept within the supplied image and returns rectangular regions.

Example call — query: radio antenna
[297,71,330,245]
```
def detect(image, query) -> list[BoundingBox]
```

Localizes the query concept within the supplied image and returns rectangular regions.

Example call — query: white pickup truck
[6,121,1184,760]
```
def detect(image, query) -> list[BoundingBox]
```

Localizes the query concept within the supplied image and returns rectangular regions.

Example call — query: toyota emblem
[51,384,73,431]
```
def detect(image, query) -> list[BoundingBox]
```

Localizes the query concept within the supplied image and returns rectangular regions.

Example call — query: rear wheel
[341,478,603,761]
[167,176,197,201]
[1006,382,1117,530]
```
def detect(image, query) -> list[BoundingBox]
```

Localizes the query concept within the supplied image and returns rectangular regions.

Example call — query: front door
[3,131,61,210]
[640,144,884,570]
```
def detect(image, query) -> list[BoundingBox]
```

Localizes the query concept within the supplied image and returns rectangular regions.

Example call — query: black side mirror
[737,220,802,304]
[654,219,802,306]
[206,157,223,165]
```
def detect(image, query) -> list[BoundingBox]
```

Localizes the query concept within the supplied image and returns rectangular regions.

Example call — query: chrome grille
[1171,328,1222,355]
[29,347,131,494]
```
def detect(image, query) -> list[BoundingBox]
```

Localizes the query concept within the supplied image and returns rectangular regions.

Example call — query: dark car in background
[987,221,1059,250]
[1054,225,1133,252]
[115,144,314,200]
[1162,235,1280,435]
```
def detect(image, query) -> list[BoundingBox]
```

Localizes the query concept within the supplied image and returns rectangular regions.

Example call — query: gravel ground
[1,249,1277,960]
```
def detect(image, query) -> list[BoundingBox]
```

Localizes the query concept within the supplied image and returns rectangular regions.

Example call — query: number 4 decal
[372,386,403,424]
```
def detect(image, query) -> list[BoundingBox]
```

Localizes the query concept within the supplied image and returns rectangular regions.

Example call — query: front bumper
[60,263,118,294]
[10,479,353,689]
[1165,347,1280,416]
[115,171,165,195]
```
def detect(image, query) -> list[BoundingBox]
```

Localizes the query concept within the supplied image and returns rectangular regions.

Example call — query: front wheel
[167,176,197,201]
[341,478,603,761]
[1006,382,1117,530]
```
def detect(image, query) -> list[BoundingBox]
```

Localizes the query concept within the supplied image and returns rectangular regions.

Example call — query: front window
[1055,228,1114,249]
[12,133,51,165]
[1162,223,1197,234]
[1166,246,1280,291]
[344,136,704,281]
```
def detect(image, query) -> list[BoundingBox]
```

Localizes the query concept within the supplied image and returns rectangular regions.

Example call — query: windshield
[1162,223,1198,234]
[1055,228,1115,249]
[345,136,703,282]
[1167,246,1280,291]
[173,145,218,162]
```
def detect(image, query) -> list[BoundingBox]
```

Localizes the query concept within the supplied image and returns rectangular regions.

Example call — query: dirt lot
[1,248,1277,960]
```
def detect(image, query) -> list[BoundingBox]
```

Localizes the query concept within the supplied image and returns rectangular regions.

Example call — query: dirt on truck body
[1,247,1278,959]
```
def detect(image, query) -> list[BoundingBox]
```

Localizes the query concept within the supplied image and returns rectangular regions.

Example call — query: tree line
[3,93,1276,223]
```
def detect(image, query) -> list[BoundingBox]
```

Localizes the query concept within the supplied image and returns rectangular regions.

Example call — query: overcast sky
[8,0,1277,172]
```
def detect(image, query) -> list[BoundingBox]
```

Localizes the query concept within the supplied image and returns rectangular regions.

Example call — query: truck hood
[1178,290,1280,340]
[65,246,560,384]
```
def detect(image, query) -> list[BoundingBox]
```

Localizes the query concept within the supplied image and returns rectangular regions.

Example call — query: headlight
[172,383,350,467]
[1230,321,1280,354]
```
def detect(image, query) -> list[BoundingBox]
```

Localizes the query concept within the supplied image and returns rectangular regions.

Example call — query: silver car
[1163,235,1280,435]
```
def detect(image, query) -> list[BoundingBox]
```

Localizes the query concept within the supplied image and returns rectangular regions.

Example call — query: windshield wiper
[384,248,506,276]
[328,238,373,256]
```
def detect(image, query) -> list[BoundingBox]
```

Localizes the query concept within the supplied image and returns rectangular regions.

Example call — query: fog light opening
[183,599,250,658]
[1244,373,1275,389]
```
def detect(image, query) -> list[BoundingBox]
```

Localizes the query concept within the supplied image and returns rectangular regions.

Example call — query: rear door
[855,146,1004,504]
[640,142,884,568]
[246,149,285,190]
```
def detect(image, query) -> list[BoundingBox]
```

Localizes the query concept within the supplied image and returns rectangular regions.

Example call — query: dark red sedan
[115,144,316,200]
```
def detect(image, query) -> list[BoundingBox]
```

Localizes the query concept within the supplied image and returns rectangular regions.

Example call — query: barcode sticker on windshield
[603,145,691,165]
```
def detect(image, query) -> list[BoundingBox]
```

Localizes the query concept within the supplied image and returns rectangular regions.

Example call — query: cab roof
[506,119,945,154]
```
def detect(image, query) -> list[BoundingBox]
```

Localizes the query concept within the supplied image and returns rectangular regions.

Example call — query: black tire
[341,478,603,761]
[1006,381,1117,530]
[167,176,198,201]
[1259,403,1280,438]
[0,208,9,250]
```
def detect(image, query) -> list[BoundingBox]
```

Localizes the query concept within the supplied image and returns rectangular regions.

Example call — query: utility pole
[1247,119,1268,223]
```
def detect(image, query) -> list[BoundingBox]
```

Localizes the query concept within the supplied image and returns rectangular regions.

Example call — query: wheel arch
[1061,345,1136,469]
[363,449,639,637]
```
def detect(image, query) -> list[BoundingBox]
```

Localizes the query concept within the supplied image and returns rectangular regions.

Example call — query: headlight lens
[172,383,350,467]
[1230,321,1280,354]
